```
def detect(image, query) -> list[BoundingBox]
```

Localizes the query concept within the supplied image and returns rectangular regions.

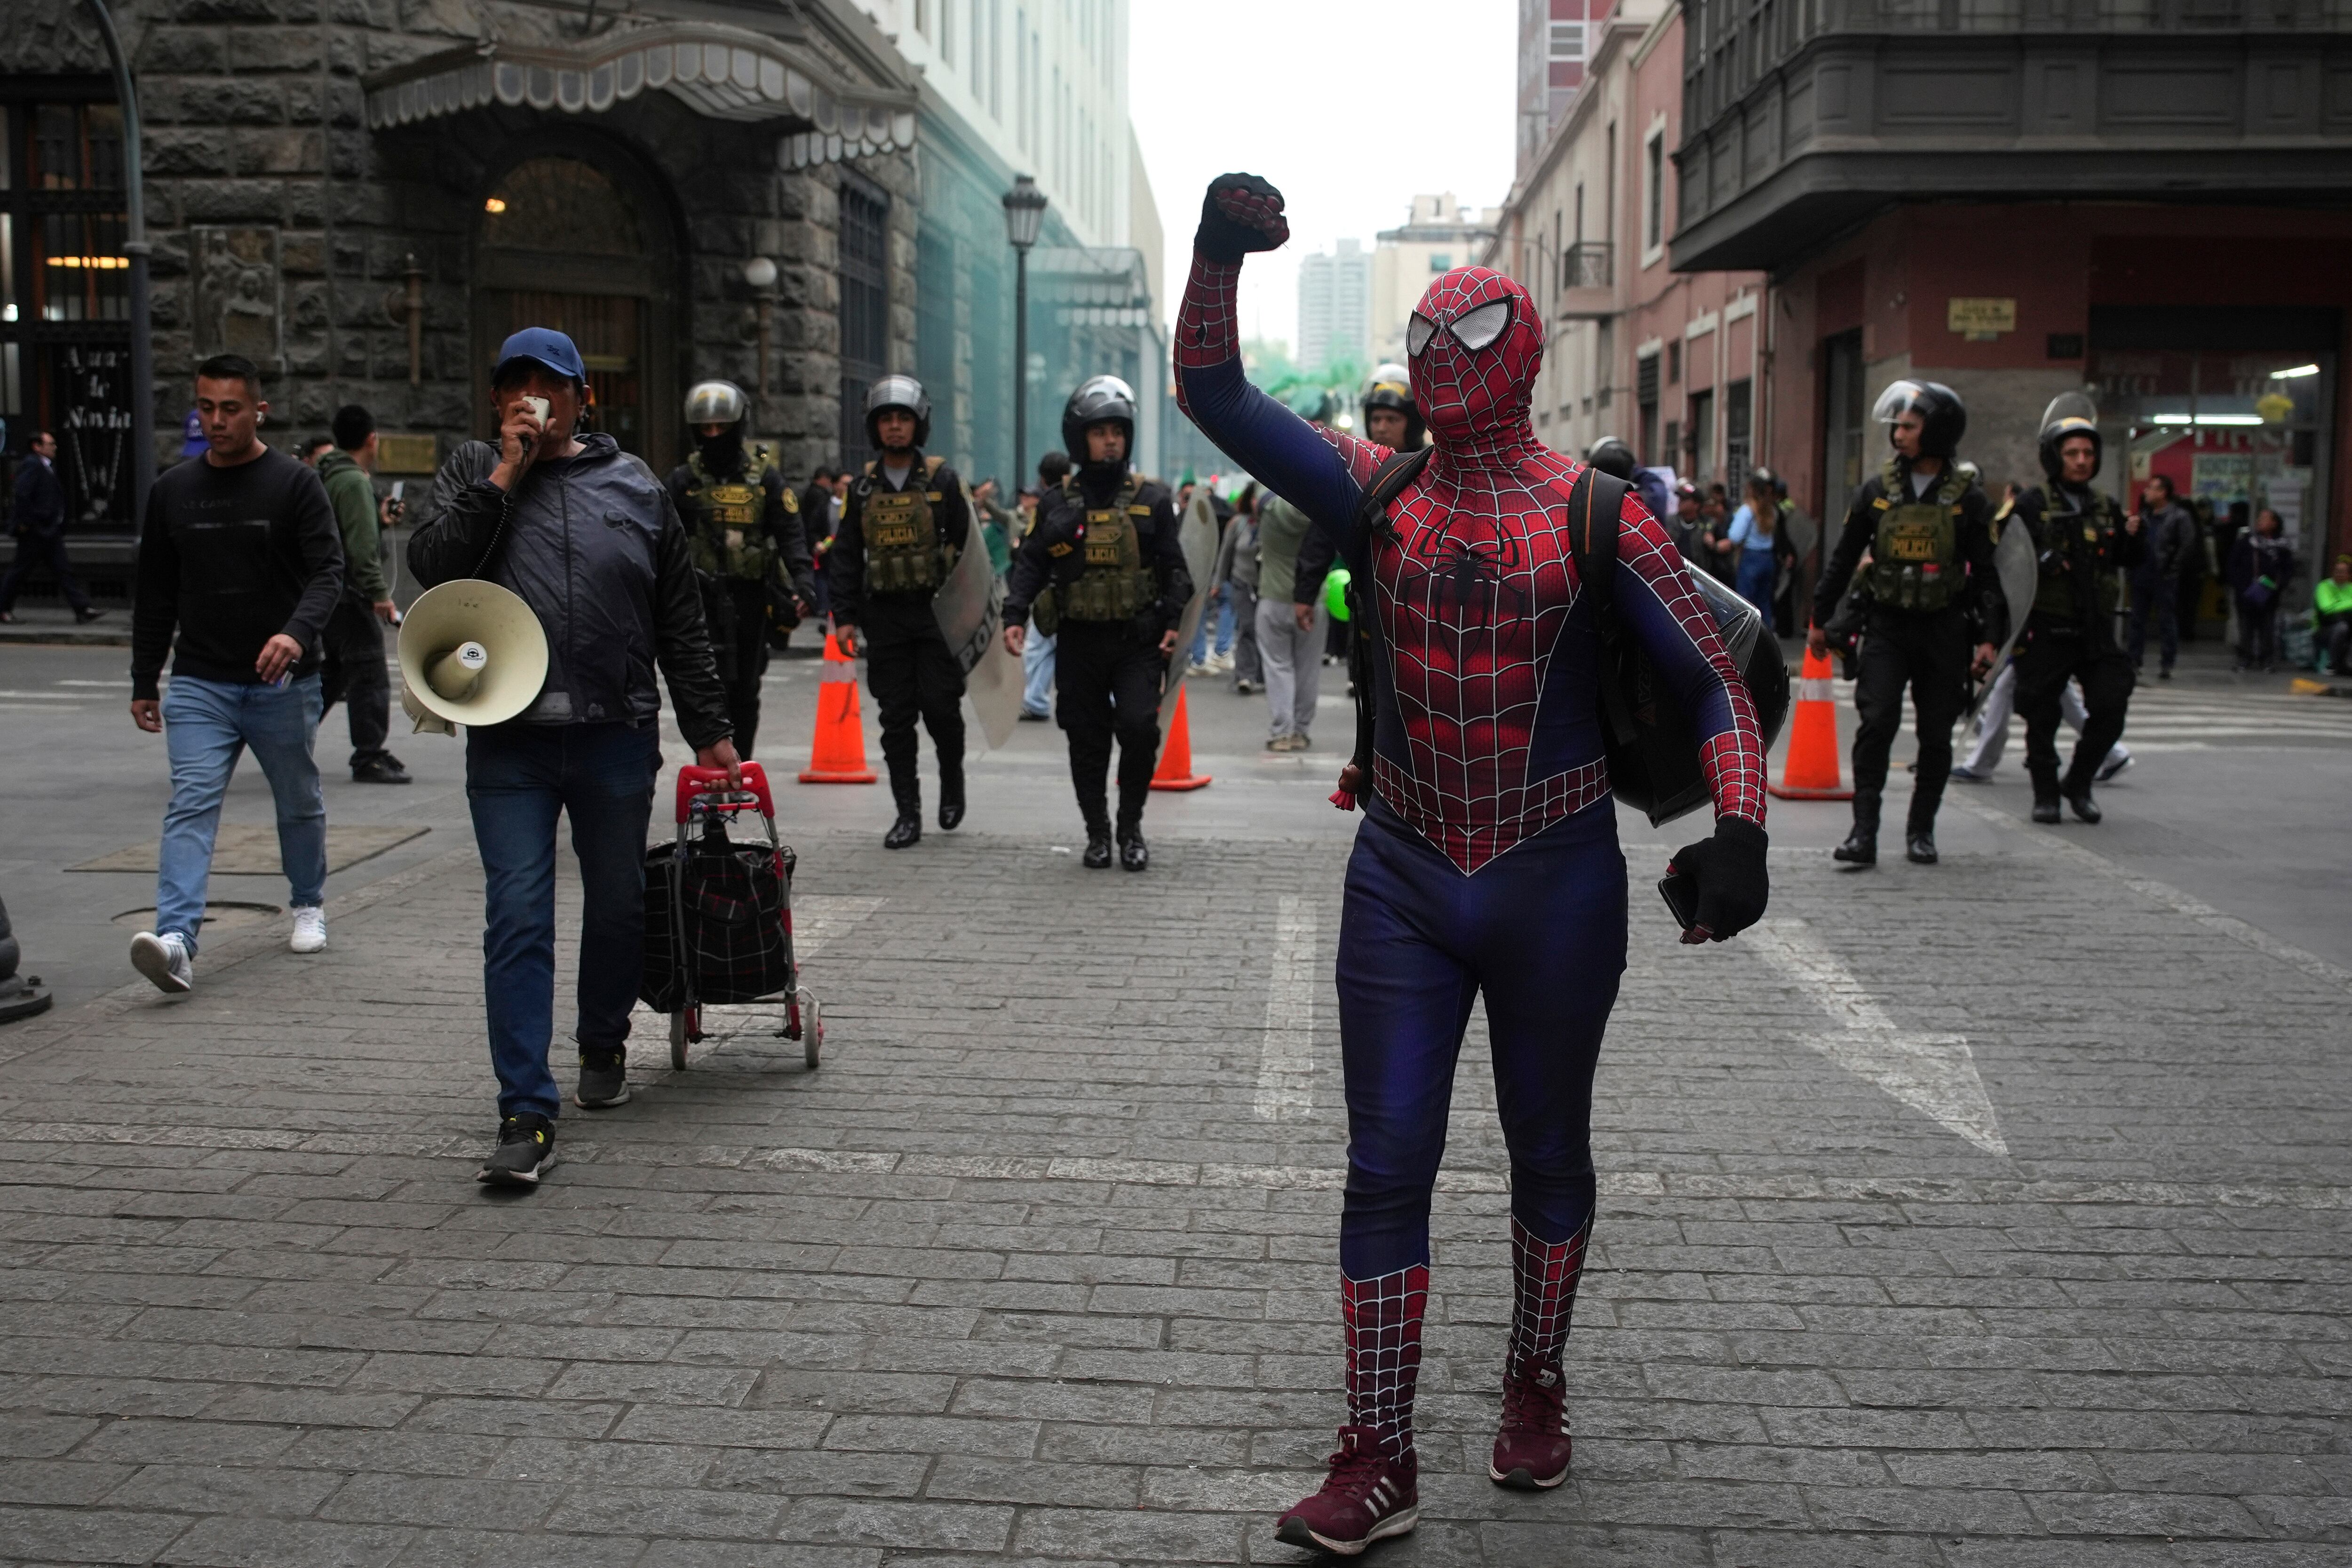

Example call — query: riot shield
[1157,486,1223,731]
[1968,508,2039,720]
[931,525,1023,749]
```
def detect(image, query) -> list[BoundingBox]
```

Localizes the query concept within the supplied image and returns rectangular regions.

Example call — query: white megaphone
[396,579,550,735]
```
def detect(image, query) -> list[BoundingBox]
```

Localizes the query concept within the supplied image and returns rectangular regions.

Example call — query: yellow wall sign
[1947,297,2016,341]
[374,434,439,474]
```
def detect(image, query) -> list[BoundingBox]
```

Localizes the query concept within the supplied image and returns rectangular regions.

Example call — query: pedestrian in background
[409,327,737,1187]
[1223,482,1264,695]
[973,477,1017,579]
[127,354,345,995]
[2129,474,2194,679]
[2314,554,2352,675]
[1254,488,1325,751]
[297,435,334,467]
[316,405,409,784]
[799,465,839,623]
[0,430,103,625]
[1018,450,1070,722]
[2228,507,2295,672]
[1727,471,1782,618]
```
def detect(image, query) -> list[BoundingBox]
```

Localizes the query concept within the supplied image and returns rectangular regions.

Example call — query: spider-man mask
[1406,267,1543,454]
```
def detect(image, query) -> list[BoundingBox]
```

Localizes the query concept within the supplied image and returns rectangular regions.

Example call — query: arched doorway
[472,145,679,470]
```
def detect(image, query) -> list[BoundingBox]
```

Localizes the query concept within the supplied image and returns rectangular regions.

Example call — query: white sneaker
[129,931,194,994]
[290,906,327,954]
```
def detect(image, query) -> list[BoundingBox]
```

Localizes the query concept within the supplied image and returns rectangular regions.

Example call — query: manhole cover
[111,902,282,932]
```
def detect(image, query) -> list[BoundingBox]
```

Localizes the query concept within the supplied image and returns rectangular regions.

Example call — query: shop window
[1688,388,1714,482]
[1822,328,1866,512]
[1724,377,1751,495]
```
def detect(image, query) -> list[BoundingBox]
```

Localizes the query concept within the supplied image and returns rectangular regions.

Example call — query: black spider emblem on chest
[1387,509,1528,628]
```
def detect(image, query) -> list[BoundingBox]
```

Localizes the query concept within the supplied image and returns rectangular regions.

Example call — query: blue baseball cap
[492,327,587,385]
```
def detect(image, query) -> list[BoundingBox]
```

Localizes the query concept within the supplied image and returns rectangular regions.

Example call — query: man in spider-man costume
[1175,175,1771,1555]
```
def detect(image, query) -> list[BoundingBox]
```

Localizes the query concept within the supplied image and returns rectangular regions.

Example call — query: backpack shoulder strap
[1567,466,1629,626]
[1352,446,1433,557]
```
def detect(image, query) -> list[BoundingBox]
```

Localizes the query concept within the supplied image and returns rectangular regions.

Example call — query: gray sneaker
[575,1051,631,1109]
[129,931,193,994]
[477,1114,557,1186]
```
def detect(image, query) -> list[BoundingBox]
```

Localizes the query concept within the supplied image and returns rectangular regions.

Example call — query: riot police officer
[1361,363,1424,452]
[666,381,817,758]
[826,375,973,849]
[1002,376,1192,871]
[1809,380,2005,867]
[2011,396,2141,825]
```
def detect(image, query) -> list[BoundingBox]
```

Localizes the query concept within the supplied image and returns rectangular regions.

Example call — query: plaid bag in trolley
[640,761,823,1072]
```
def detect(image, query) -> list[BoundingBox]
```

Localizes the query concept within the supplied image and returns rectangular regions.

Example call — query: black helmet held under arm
[1584,435,1637,481]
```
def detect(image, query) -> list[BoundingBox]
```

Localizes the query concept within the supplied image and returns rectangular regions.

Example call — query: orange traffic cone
[797,631,878,784]
[1149,685,1212,792]
[1767,644,1852,801]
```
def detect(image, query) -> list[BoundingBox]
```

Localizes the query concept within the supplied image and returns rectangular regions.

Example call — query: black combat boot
[1905,831,1938,865]
[2028,764,2063,824]
[1116,819,1149,873]
[1081,827,1114,869]
[885,775,923,849]
[2062,784,2101,824]
[938,761,966,831]
[1832,827,1877,866]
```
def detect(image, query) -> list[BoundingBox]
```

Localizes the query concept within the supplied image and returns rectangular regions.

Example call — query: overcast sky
[1128,0,1518,352]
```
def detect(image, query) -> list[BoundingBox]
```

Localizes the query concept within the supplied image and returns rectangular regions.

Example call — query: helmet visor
[1871,380,1927,426]
[2041,391,2098,432]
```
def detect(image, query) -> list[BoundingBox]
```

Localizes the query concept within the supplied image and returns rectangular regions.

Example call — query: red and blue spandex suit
[1176,237,1765,1464]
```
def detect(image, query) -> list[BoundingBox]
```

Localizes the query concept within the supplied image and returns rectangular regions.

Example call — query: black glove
[1668,817,1769,942]
[1195,173,1289,264]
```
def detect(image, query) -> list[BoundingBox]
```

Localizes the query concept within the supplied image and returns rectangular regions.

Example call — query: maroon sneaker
[1489,1360,1573,1488]
[1275,1425,1418,1555]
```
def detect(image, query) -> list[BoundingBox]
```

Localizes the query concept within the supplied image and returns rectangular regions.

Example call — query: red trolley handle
[676,760,774,823]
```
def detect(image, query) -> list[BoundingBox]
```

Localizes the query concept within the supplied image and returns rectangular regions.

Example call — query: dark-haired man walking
[316,404,409,783]
[127,355,345,993]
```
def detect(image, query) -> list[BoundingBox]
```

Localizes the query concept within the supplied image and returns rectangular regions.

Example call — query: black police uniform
[1004,463,1192,842]
[1812,457,2006,848]
[2010,481,2140,813]
[665,440,816,758]
[826,450,971,818]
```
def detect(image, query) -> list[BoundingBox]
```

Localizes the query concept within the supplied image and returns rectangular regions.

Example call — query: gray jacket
[408,435,731,748]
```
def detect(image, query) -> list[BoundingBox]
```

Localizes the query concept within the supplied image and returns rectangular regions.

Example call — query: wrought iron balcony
[1670,0,2352,271]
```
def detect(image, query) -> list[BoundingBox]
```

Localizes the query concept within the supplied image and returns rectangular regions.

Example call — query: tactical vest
[1057,474,1158,623]
[1865,457,1974,612]
[2033,485,2126,624]
[859,454,950,595]
[683,444,793,581]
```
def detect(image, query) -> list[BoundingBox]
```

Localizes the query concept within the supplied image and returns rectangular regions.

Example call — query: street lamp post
[1001,175,1048,484]
[743,256,779,398]
[80,0,152,530]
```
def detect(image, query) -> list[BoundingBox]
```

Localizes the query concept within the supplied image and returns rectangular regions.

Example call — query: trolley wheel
[798,988,822,1070]
[670,1008,691,1071]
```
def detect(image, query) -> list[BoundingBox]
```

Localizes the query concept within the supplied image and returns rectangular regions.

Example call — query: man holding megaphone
[409,328,739,1188]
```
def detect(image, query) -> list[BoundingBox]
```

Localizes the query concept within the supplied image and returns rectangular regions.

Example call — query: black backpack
[1339,449,1787,827]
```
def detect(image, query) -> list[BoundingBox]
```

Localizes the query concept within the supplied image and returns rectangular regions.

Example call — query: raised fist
[1196,173,1289,264]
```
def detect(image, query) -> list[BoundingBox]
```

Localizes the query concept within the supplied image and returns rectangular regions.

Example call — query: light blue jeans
[1022,616,1057,717]
[158,674,327,954]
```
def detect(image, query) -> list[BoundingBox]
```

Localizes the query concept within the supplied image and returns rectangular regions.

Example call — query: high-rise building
[1297,239,1372,374]
[1518,0,1618,177]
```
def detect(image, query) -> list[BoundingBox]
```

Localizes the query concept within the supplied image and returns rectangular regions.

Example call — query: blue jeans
[465,722,660,1120]
[158,674,326,954]
[1188,583,1235,664]
[1022,617,1057,717]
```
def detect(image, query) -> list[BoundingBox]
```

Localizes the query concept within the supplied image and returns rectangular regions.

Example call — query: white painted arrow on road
[1743,917,2010,1157]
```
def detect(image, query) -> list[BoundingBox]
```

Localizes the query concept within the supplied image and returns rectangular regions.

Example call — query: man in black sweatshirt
[127,354,345,995]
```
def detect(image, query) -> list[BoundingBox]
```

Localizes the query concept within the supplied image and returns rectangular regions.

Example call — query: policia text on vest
[1001,468,1192,851]
[1811,455,2006,859]
[664,441,817,759]
[824,451,975,835]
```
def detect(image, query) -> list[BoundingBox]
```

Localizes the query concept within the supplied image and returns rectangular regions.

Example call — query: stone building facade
[1,0,927,596]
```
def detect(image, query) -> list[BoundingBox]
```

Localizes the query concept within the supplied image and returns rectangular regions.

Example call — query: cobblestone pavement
[1,778,2348,1565]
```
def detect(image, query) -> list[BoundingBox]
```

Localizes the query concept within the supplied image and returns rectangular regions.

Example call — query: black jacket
[407,435,732,749]
[1812,461,2006,645]
[1003,467,1192,634]
[13,454,65,537]
[131,449,345,700]
[825,451,972,626]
